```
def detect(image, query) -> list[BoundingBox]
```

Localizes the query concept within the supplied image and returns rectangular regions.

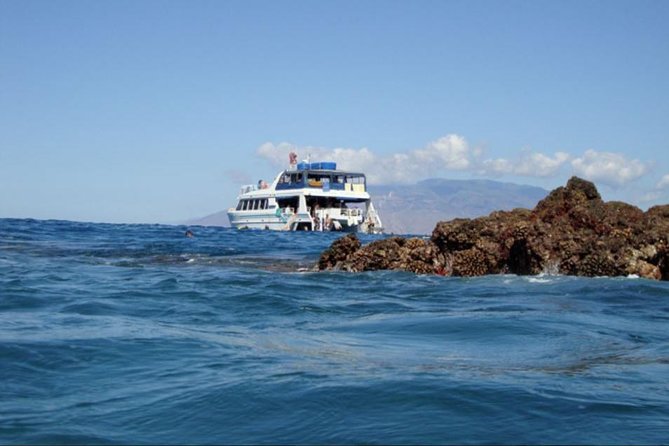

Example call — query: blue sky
[1,0,668,223]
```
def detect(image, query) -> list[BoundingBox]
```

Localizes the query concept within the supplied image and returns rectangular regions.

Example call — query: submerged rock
[317,177,669,280]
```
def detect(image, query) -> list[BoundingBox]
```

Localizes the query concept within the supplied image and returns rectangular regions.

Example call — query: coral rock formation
[317,177,669,280]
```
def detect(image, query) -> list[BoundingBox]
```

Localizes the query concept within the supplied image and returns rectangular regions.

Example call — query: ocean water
[1,218,668,445]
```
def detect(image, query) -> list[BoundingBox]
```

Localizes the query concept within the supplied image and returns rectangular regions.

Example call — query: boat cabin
[275,162,366,192]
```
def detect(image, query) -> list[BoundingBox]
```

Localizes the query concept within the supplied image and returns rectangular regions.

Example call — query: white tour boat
[227,153,383,233]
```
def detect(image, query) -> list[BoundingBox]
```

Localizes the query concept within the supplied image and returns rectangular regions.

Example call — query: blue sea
[1,218,668,445]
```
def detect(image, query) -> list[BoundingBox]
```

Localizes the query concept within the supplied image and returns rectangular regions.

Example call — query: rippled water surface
[1,218,668,444]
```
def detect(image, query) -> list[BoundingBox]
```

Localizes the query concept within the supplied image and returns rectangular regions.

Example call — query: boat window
[307,173,327,187]
[236,200,243,211]
[285,173,303,184]
[262,199,268,209]
[253,200,259,210]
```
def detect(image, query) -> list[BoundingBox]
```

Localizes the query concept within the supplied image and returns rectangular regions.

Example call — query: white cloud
[256,134,476,184]
[256,142,298,167]
[480,151,569,177]
[571,149,647,186]
[256,137,651,188]
[257,142,380,179]
[328,147,377,172]
[414,135,471,170]
[656,174,669,189]
[514,151,570,176]
[481,157,514,175]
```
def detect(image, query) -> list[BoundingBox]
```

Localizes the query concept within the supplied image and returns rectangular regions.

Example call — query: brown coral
[316,176,669,281]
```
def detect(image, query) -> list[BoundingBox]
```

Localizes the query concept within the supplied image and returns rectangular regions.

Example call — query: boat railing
[341,208,362,217]
[240,184,257,194]
[317,208,361,218]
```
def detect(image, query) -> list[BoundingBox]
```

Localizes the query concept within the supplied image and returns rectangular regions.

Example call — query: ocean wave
[1,218,668,444]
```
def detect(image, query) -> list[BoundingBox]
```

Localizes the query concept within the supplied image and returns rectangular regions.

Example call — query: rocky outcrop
[317,177,669,280]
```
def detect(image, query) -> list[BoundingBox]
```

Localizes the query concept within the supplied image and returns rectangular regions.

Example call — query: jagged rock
[451,247,489,276]
[631,259,661,281]
[316,176,669,281]
[317,233,360,270]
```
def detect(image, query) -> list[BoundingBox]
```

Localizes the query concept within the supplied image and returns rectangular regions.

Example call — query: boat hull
[227,209,366,232]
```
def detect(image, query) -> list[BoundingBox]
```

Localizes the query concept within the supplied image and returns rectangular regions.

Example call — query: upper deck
[275,162,367,193]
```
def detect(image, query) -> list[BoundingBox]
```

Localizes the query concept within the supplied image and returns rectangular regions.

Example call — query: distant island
[188,178,548,235]
[317,177,669,281]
